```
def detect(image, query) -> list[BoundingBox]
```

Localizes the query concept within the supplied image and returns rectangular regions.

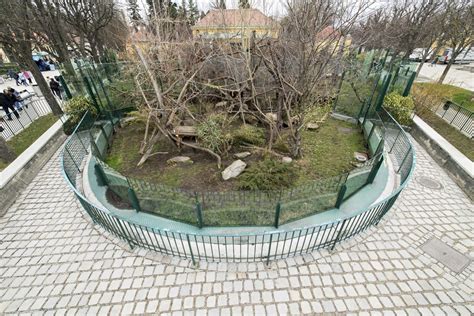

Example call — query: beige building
[192,9,279,48]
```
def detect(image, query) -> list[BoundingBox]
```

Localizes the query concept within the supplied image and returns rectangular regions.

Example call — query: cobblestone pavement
[0,140,472,315]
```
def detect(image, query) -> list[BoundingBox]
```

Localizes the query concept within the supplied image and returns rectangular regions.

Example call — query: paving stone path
[0,140,472,315]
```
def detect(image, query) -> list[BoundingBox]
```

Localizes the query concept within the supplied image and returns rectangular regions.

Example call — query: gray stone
[222,160,247,180]
[167,156,193,164]
[307,123,320,130]
[353,152,368,162]
[215,101,228,108]
[265,113,278,122]
[234,152,251,159]
[282,157,293,163]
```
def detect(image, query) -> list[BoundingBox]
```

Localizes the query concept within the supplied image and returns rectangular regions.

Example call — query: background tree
[0,0,62,115]
[239,0,250,9]
[59,0,116,61]
[438,0,474,83]
[128,0,143,28]
[187,0,199,24]
[211,0,226,9]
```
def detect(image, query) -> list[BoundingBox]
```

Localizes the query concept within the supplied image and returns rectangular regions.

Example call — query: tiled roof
[194,9,275,28]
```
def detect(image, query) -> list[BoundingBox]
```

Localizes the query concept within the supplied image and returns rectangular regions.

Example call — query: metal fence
[435,100,473,138]
[91,111,383,229]
[60,103,414,263]
[0,96,59,141]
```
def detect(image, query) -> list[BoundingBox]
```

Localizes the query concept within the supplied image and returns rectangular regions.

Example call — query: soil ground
[105,117,367,192]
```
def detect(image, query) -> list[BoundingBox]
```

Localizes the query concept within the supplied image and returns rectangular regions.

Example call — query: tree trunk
[0,138,16,163]
[26,58,63,115]
[415,60,425,78]
[438,55,456,84]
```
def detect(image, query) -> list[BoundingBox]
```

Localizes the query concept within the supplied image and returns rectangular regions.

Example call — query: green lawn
[0,114,58,171]
[297,117,367,183]
[413,82,474,111]
[417,109,474,161]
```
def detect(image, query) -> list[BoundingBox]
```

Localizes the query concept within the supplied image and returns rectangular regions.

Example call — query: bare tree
[59,0,116,61]
[438,0,474,83]
[0,0,63,115]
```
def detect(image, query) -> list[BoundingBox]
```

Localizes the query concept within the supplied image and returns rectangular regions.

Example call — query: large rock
[307,122,320,130]
[222,160,247,180]
[265,113,278,122]
[354,152,368,163]
[167,156,193,164]
[234,151,251,159]
[215,101,228,108]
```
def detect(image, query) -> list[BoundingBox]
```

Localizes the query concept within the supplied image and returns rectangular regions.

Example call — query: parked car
[409,48,434,62]
[441,47,474,64]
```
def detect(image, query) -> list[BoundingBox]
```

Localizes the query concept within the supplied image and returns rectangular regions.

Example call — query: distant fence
[435,100,473,138]
[0,96,58,141]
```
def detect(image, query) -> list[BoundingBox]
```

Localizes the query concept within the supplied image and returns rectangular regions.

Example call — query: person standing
[48,77,62,100]
[17,72,28,86]
[0,89,20,120]
[22,70,32,84]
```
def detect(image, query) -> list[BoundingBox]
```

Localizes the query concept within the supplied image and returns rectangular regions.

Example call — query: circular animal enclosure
[62,104,415,263]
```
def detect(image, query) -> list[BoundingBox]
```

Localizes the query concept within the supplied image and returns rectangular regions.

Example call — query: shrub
[64,96,97,124]
[383,92,414,126]
[232,124,265,146]
[197,114,232,155]
[238,158,298,191]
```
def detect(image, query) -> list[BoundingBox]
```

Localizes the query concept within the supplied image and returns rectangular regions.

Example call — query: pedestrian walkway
[416,62,474,91]
[0,139,472,315]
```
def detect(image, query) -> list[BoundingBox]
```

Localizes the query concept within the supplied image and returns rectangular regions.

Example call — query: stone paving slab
[0,139,473,315]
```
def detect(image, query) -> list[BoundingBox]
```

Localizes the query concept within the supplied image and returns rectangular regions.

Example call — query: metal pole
[186,235,196,266]
[58,75,72,100]
[335,184,347,208]
[367,156,384,184]
[402,71,416,97]
[331,218,348,251]
[266,234,273,266]
[195,202,203,229]
[450,106,462,124]
[274,202,281,228]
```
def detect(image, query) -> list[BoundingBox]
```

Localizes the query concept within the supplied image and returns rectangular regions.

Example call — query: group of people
[7,69,33,86]
[0,87,26,121]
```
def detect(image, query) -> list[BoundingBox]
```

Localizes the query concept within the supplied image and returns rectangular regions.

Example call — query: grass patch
[0,114,58,170]
[413,82,474,111]
[417,109,474,160]
[297,117,367,183]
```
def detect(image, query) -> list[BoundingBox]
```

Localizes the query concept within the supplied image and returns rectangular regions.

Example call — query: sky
[117,0,286,19]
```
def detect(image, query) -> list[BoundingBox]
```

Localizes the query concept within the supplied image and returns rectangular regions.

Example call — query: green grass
[0,114,58,171]
[296,117,367,183]
[414,82,474,111]
[417,109,474,161]
[8,114,58,155]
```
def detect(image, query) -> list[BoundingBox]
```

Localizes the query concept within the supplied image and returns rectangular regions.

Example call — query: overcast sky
[117,0,286,18]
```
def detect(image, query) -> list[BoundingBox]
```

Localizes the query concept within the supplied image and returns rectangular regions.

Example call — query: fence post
[266,234,273,266]
[331,219,348,251]
[367,121,376,142]
[375,73,392,111]
[82,75,101,113]
[127,186,142,213]
[186,235,197,266]
[274,202,281,228]
[367,156,384,184]
[58,75,72,100]
[450,106,462,124]
[95,163,108,186]
[335,184,347,208]
[89,130,103,160]
[402,71,416,97]
[195,202,203,229]
[375,138,384,156]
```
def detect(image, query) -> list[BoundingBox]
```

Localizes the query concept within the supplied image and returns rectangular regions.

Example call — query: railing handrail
[60,107,415,237]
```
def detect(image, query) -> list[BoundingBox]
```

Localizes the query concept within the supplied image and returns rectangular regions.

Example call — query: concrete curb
[0,127,67,217]
[410,115,473,200]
